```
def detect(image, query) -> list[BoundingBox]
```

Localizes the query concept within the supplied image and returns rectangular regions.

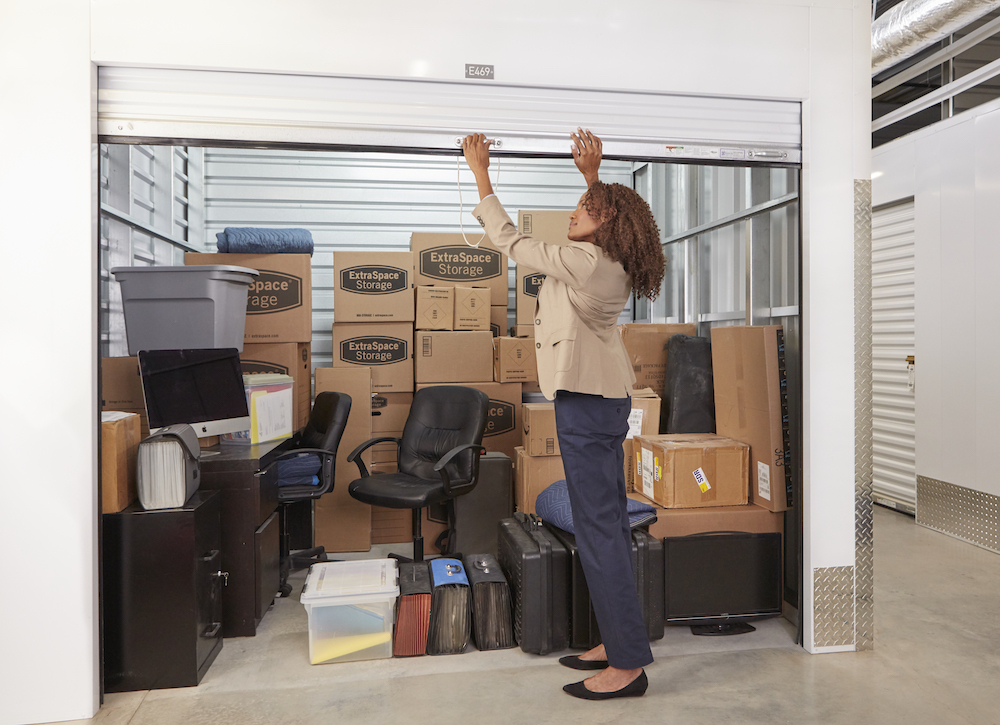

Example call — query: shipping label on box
[711,325,790,512]
[418,382,521,461]
[332,322,413,393]
[490,306,508,338]
[454,286,491,331]
[415,286,454,330]
[414,330,493,384]
[635,433,748,509]
[516,210,573,325]
[100,356,150,437]
[514,446,566,514]
[522,403,559,456]
[333,251,414,323]
[620,323,698,394]
[185,253,312,343]
[410,233,508,306]
[624,388,661,491]
[240,342,311,429]
[494,336,537,383]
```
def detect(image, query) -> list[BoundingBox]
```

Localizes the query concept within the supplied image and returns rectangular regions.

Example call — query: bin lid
[110,265,259,277]
[242,373,294,386]
[301,559,398,602]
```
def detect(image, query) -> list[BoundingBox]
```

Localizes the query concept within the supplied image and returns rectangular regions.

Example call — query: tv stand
[691,622,757,636]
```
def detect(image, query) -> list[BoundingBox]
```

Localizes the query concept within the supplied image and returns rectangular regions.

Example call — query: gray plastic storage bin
[111,265,259,354]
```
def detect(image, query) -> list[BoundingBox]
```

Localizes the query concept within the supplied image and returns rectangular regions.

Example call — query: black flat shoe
[563,670,648,700]
[559,655,609,671]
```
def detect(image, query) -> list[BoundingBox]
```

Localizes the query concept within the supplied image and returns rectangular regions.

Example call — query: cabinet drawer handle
[202,622,222,638]
[201,549,220,562]
[213,570,230,586]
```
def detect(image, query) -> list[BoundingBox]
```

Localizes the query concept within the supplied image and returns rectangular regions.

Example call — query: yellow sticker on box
[692,466,711,493]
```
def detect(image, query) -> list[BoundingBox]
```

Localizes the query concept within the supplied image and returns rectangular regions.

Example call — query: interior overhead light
[871,171,884,179]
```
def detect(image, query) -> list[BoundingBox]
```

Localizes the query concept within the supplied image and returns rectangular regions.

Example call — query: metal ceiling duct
[872,0,1000,76]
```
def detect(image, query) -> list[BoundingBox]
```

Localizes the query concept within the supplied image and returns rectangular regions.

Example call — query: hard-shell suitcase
[496,512,570,655]
[545,524,665,649]
[662,333,715,434]
[428,452,513,556]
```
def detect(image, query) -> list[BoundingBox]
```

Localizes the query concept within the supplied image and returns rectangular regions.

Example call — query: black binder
[496,513,570,655]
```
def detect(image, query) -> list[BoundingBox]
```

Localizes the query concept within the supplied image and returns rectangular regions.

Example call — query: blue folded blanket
[276,453,322,486]
[277,475,320,488]
[216,227,314,255]
[535,479,657,534]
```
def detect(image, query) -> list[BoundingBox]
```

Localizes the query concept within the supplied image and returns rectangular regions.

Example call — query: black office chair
[265,391,352,597]
[347,386,489,561]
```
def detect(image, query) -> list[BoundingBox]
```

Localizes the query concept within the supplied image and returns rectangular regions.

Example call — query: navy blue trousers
[554,390,653,669]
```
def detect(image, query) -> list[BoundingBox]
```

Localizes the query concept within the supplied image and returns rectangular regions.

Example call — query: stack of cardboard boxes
[619,323,788,544]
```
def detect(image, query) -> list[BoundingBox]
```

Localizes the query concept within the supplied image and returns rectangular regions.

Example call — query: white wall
[874,96,1000,498]
[0,3,98,725]
[0,1,869,720]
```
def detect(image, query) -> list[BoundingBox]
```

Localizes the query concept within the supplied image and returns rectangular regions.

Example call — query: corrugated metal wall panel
[872,199,917,513]
[98,68,801,165]
[201,149,633,369]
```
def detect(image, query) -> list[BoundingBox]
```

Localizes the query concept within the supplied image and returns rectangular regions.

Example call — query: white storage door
[871,199,917,514]
[97,68,800,165]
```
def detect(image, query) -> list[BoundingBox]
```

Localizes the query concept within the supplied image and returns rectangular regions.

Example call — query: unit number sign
[465,64,495,79]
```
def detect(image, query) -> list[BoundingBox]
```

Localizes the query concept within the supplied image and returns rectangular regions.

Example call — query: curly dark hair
[583,181,666,300]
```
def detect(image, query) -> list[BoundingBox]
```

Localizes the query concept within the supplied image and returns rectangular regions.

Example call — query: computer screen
[663,532,782,624]
[138,348,250,438]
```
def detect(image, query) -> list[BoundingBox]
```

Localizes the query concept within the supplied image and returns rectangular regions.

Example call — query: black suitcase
[662,334,715,434]
[496,512,570,655]
[545,524,665,649]
[428,452,513,556]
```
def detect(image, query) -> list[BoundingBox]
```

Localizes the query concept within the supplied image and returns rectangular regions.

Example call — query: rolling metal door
[200,149,633,369]
[871,199,916,514]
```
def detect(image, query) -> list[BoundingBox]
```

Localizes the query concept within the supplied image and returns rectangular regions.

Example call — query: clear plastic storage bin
[301,559,399,665]
[111,265,259,354]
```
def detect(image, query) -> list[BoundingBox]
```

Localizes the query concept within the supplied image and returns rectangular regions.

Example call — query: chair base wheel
[279,583,293,598]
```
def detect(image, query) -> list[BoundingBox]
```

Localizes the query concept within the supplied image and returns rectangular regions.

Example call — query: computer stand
[690,622,757,636]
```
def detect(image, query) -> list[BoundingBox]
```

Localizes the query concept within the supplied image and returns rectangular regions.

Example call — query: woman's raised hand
[462,134,491,177]
[571,128,602,186]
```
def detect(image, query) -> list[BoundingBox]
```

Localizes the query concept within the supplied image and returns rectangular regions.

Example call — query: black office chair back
[399,386,489,489]
[300,392,352,489]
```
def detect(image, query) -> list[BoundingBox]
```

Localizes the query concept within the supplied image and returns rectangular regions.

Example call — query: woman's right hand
[571,128,602,186]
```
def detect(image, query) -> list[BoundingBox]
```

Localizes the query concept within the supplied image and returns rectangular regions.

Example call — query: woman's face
[568,195,602,243]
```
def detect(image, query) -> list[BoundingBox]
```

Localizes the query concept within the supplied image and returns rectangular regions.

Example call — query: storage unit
[111,265,259,353]
[301,559,399,665]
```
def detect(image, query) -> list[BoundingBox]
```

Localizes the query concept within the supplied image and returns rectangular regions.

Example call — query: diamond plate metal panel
[854,179,875,651]
[917,476,1000,553]
[813,566,856,647]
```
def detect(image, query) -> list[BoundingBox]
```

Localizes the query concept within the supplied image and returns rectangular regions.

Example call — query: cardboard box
[417,382,522,462]
[626,497,784,542]
[415,286,454,330]
[454,286,491,331]
[490,306,508,338]
[101,412,140,513]
[624,388,662,491]
[516,210,573,325]
[522,403,558,456]
[313,367,372,552]
[333,251,414,322]
[240,342,311,429]
[371,392,411,433]
[414,330,493,384]
[711,325,790,513]
[512,324,535,338]
[634,434,748,509]
[185,253,312,343]
[100,356,149,437]
[331,322,414,393]
[620,323,699,395]
[411,233,508,306]
[494,336,537,383]
[514,446,566,514]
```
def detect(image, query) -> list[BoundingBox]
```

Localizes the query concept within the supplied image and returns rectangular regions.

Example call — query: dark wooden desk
[199,440,288,637]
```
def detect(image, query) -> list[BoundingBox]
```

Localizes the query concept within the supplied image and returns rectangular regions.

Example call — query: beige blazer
[473,195,636,400]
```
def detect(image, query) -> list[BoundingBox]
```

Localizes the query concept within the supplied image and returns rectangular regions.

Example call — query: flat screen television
[138,348,250,439]
[663,531,782,635]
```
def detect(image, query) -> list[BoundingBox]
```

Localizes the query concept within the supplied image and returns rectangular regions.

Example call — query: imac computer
[138,348,250,439]
[663,531,783,636]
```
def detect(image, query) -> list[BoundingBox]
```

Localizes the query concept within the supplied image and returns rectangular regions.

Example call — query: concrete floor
[62,506,1000,725]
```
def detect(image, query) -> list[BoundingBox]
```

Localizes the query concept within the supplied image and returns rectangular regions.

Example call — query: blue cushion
[534,479,657,534]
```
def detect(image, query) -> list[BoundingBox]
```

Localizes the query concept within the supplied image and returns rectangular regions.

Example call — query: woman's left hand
[462,134,491,177]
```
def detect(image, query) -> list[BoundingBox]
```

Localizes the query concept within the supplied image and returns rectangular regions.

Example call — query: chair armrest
[433,443,487,497]
[346,436,402,478]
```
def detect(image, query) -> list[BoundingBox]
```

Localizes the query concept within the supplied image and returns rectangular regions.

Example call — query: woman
[462,130,666,700]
